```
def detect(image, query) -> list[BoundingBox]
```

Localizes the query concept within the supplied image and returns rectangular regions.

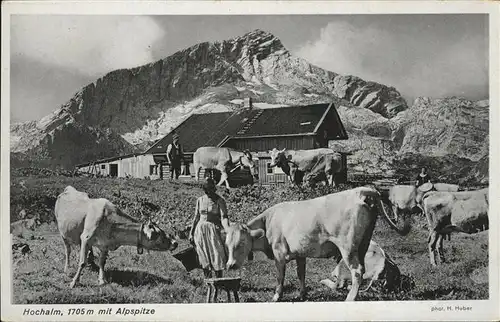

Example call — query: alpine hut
[145,101,348,185]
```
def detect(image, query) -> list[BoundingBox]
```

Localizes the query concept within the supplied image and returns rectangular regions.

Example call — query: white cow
[422,188,488,266]
[55,186,178,288]
[193,147,258,189]
[384,183,460,222]
[225,187,408,302]
[320,240,401,292]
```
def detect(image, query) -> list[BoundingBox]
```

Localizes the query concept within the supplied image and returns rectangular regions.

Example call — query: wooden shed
[76,153,160,179]
[145,102,349,185]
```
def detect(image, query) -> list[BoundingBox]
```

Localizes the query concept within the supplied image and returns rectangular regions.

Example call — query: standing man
[166,133,183,180]
[415,167,431,187]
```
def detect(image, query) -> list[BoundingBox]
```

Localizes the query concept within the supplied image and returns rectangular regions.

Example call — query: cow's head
[239,150,259,181]
[380,258,402,292]
[225,223,264,270]
[138,220,178,253]
[269,148,287,168]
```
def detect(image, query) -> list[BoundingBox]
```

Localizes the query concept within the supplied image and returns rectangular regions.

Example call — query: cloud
[407,34,488,100]
[11,15,165,77]
[295,20,488,101]
[295,21,408,86]
[10,55,94,123]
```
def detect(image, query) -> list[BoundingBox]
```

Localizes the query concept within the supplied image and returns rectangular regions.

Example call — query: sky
[10,14,489,123]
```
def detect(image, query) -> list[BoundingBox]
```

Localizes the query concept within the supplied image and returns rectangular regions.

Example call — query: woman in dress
[189,178,230,278]
[415,167,432,187]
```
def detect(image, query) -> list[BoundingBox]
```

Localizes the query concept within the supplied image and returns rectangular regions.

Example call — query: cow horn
[249,228,265,239]
[280,148,286,153]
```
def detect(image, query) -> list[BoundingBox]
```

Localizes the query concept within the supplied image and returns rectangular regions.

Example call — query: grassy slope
[10,175,489,304]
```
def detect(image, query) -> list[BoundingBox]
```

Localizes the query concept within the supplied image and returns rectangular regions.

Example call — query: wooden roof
[145,102,348,154]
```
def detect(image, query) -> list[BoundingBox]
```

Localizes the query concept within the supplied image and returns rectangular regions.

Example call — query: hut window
[266,163,273,174]
[266,163,284,175]
[101,165,106,169]
[300,121,311,126]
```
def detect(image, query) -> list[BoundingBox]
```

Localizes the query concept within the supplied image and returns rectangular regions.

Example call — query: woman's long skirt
[193,221,227,271]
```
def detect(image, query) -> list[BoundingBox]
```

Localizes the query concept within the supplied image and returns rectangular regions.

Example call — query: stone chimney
[244,97,253,110]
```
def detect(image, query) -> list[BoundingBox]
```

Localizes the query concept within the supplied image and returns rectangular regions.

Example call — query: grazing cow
[302,152,344,187]
[193,147,258,189]
[269,148,335,185]
[320,240,401,292]
[422,188,488,266]
[383,183,460,222]
[55,186,178,288]
[225,186,408,302]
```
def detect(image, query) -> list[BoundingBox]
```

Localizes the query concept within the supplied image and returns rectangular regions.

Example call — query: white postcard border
[1,1,499,321]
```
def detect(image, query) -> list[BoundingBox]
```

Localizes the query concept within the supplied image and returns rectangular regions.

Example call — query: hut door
[336,154,347,184]
[110,164,118,177]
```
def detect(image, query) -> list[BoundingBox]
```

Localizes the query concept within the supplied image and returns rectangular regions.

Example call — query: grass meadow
[9,174,489,304]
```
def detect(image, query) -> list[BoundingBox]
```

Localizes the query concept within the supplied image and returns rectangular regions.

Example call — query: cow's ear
[286,155,292,161]
[249,228,265,239]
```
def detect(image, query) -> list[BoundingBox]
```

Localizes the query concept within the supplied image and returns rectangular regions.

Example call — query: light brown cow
[384,183,460,222]
[225,186,408,302]
[302,152,344,187]
[193,147,258,189]
[269,147,335,185]
[422,188,488,266]
[415,183,459,207]
[55,186,178,288]
[320,240,401,293]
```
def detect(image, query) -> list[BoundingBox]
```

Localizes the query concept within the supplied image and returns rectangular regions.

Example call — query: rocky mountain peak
[227,29,286,53]
[12,29,486,176]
